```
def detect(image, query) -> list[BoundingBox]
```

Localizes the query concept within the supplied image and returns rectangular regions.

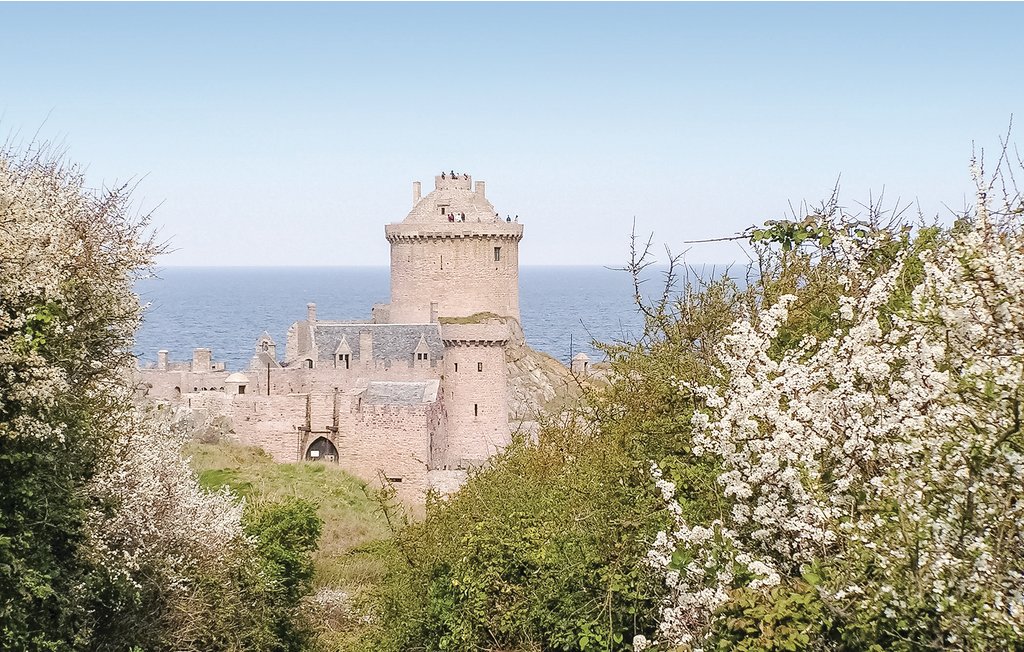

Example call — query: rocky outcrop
[504,319,584,438]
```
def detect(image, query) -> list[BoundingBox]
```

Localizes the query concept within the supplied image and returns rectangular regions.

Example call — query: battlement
[434,172,473,191]
[440,322,510,346]
[385,220,523,242]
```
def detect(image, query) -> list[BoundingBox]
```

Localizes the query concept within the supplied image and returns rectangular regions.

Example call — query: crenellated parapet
[433,173,473,191]
[440,322,510,347]
[384,221,523,243]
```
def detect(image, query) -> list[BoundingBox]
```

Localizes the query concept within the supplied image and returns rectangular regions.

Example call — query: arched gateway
[305,436,338,463]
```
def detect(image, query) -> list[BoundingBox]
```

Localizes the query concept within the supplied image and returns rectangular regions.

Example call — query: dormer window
[416,352,428,361]
[305,359,314,369]
[338,354,350,369]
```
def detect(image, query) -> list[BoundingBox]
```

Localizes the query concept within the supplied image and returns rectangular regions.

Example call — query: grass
[186,441,392,589]
[437,311,503,324]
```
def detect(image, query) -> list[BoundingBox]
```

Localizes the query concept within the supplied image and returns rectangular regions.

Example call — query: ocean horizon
[135,264,741,371]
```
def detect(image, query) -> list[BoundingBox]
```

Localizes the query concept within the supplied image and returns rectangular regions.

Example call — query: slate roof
[363,380,440,405]
[311,323,443,365]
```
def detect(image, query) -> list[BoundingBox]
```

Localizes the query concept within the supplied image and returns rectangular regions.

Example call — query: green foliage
[750,217,837,251]
[246,498,322,606]
[188,441,390,584]
[244,498,323,651]
[710,580,826,652]
[437,311,503,324]
[189,442,392,651]
[360,429,664,652]
[16,300,65,354]
[0,438,94,651]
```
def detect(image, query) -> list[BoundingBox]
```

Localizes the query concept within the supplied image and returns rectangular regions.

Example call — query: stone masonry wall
[244,364,441,397]
[440,339,511,467]
[180,389,439,502]
[388,232,521,322]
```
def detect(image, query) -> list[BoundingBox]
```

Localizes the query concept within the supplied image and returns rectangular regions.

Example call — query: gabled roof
[334,335,352,355]
[413,333,431,355]
[310,323,444,365]
[256,331,275,344]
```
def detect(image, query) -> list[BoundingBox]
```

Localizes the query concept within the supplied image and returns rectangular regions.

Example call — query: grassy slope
[186,442,391,590]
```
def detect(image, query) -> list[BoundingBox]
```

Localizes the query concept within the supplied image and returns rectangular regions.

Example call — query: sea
[133,266,664,371]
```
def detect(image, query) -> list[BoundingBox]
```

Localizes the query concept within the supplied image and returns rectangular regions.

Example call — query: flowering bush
[1,142,163,648]
[0,143,320,650]
[645,161,1024,650]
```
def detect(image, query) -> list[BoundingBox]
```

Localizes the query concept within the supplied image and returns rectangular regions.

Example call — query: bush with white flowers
[1,143,319,651]
[645,166,1024,650]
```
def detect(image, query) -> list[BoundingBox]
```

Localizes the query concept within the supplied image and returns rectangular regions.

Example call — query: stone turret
[571,352,590,377]
[192,348,212,372]
[440,322,511,468]
[384,172,523,324]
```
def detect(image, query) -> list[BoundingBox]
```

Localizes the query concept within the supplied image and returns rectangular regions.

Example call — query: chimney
[413,181,421,205]
[475,180,485,199]
[157,350,168,370]
[307,302,317,323]
[359,331,373,366]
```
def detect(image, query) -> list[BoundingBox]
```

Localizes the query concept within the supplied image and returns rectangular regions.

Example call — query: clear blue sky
[2,2,1022,266]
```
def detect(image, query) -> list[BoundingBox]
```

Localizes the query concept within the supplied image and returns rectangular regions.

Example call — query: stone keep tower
[385,173,524,324]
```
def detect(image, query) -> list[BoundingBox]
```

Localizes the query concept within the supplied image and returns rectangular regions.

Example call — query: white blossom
[644,189,1024,646]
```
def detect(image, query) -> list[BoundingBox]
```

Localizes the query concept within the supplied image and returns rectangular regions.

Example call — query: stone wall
[440,323,512,467]
[242,364,441,397]
[139,368,232,401]
[386,224,523,323]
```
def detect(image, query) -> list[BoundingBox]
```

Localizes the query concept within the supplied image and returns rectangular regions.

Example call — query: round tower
[385,173,524,324]
[439,323,511,468]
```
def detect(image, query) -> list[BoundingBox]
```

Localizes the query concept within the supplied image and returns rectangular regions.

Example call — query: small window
[474,403,479,417]
[305,359,313,369]
[262,342,269,351]
[439,206,445,215]
[454,363,458,372]
[494,246,501,262]
[477,362,483,372]
[238,385,246,395]
[339,354,350,369]
[385,476,403,484]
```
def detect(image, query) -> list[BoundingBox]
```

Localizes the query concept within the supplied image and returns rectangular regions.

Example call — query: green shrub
[360,427,664,652]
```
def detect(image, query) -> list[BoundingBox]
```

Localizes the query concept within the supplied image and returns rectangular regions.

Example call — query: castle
[138,172,574,502]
